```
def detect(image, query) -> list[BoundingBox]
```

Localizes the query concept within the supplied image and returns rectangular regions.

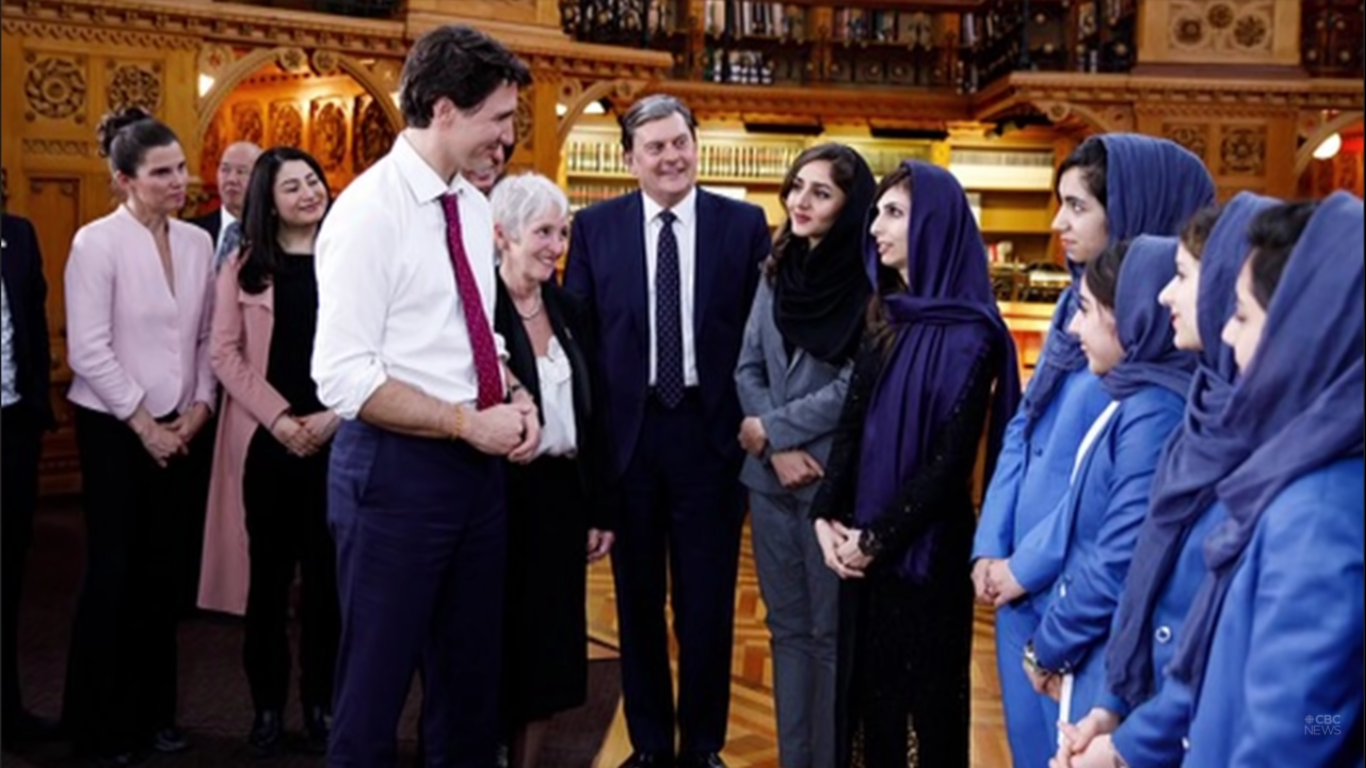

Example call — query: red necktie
[440,193,503,410]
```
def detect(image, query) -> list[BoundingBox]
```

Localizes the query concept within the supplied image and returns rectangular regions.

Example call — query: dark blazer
[186,209,222,246]
[564,188,770,482]
[494,276,606,526]
[1,214,55,428]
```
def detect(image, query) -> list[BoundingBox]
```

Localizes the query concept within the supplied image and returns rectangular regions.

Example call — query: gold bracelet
[450,404,465,441]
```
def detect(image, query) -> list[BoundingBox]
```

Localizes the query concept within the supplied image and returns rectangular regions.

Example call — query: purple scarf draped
[854,162,1021,583]
[1106,192,1279,709]
[1020,134,1214,426]
[1168,191,1365,693]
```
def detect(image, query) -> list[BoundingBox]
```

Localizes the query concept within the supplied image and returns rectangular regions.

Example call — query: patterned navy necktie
[654,210,684,408]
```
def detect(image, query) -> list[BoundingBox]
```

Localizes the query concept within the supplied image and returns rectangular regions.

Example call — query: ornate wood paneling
[26,175,83,496]
[1138,0,1302,67]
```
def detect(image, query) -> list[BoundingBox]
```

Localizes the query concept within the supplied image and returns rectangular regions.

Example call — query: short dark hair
[1083,239,1131,311]
[95,106,179,177]
[1056,136,1107,210]
[1180,204,1223,260]
[399,24,532,129]
[1245,200,1319,310]
[619,94,698,153]
[238,146,332,295]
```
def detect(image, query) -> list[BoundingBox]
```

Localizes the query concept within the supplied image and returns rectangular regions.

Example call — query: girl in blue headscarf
[1060,193,1364,768]
[1011,236,1195,744]
[1049,192,1280,768]
[972,134,1214,767]
[810,161,1019,767]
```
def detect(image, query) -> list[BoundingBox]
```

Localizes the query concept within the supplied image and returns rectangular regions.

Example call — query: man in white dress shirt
[310,24,536,767]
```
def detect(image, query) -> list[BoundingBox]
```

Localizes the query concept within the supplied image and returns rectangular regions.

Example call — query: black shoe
[2,708,61,745]
[248,710,282,758]
[677,753,727,768]
[618,753,675,768]
[302,705,329,756]
[151,726,190,754]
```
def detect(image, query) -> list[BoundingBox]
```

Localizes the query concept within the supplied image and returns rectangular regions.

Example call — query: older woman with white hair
[490,172,612,768]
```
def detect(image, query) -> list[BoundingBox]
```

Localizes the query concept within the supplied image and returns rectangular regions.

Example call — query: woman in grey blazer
[734,143,875,768]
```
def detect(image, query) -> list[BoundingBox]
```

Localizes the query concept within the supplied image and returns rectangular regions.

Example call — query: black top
[811,335,998,561]
[265,253,324,416]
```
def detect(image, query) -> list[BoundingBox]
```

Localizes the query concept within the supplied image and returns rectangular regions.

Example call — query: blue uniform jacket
[1101,501,1228,718]
[1022,386,1185,717]
[1183,457,1364,768]
[973,368,1109,603]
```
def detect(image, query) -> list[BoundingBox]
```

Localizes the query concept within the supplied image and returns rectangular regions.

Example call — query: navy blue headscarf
[1098,235,1197,401]
[1021,134,1214,425]
[854,162,1021,583]
[1168,191,1366,693]
[1105,193,1279,709]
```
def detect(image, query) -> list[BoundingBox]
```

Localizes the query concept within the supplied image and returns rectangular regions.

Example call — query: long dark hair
[1082,239,1131,310]
[1180,204,1223,260]
[766,143,866,280]
[865,165,912,358]
[1056,136,1108,209]
[1245,200,1319,309]
[238,147,332,295]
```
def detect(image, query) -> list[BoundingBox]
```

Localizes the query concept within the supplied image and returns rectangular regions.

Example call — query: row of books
[565,140,805,179]
[703,1,805,39]
[567,183,636,211]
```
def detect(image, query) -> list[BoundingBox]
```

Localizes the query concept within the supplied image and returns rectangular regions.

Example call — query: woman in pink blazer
[62,108,216,763]
[200,147,338,756]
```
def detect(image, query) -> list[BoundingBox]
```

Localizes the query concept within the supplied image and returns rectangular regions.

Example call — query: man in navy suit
[1,202,58,746]
[565,95,771,768]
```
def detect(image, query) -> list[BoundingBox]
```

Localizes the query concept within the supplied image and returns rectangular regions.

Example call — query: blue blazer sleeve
[972,404,1027,560]
[1033,399,1181,672]
[1007,491,1070,595]
[1111,674,1194,768]
[1228,476,1364,768]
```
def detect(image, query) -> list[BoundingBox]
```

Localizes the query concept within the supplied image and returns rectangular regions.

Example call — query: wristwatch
[857,528,883,558]
[1023,641,1064,677]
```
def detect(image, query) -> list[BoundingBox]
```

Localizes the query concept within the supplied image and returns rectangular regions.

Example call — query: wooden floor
[583,522,1012,768]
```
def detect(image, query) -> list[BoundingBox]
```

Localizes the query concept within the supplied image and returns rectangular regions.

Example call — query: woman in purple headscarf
[809,161,1020,767]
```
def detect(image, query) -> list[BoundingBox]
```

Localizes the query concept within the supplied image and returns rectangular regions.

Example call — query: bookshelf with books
[560,0,1138,91]
[562,120,1058,271]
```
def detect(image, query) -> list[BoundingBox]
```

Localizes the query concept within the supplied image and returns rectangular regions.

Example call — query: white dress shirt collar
[391,133,474,205]
[641,186,698,229]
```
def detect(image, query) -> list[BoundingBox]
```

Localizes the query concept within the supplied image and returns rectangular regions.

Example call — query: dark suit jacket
[494,276,609,528]
[1,214,55,428]
[564,188,770,483]
[187,209,222,246]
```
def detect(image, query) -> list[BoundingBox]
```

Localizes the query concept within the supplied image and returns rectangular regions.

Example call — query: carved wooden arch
[196,46,401,142]
[1031,99,1135,135]
[1294,110,1364,177]
[555,78,648,151]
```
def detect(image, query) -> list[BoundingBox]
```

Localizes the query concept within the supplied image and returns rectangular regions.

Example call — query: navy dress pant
[613,391,746,756]
[326,421,506,768]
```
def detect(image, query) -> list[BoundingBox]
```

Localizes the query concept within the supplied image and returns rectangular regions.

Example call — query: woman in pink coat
[199,146,338,756]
